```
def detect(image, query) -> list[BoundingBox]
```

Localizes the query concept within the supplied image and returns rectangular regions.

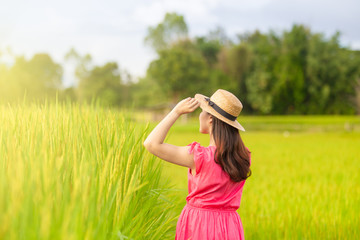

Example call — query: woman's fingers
[189,100,200,110]
[182,97,199,112]
[193,101,200,107]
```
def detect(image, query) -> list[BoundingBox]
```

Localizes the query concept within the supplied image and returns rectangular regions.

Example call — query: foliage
[233,26,360,114]
[77,62,123,107]
[144,12,188,52]
[130,77,169,108]
[147,40,209,103]
[64,48,125,107]
[142,14,360,114]
[0,53,62,102]
[194,26,230,67]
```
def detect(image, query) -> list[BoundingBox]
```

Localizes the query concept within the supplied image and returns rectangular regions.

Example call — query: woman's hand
[173,97,200,116]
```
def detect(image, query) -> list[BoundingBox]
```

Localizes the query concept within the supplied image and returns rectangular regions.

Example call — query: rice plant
[0,101,181,240]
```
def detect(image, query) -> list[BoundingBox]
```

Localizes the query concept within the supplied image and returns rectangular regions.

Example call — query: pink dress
[175,141,251,240]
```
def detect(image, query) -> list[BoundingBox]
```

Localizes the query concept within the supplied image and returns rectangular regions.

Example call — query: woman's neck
[209,133,216,147]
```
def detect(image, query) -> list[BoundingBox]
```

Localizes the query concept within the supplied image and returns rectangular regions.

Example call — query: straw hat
[195,89,245,131]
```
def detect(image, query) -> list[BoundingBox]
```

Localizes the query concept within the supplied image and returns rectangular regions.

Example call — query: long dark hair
[210,113,252,182]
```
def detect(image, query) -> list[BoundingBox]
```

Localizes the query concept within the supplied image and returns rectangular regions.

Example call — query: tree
[147,40,209,103]
[144,12,188,52]
[233,25,360,114]
[271,25,309,114]
[130,76,168,108]
[242,31,281,114]
[141,19,360,114]
[64,48,92,87]
[217,43,253,112]
[64,48,127,107]
[78,62,123,107]
[1,53,62,102]
[195,36,221,67]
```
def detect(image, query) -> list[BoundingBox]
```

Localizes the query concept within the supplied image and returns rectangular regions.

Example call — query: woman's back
[186,141,251,210]
[175,141,251,240]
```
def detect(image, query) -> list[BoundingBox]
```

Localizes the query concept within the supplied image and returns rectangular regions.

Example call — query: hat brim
[195,93,245,131]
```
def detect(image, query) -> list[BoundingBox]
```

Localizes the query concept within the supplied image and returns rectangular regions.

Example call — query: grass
[158,123,360,239]
[1,102,359,239]
[0,102,182,240]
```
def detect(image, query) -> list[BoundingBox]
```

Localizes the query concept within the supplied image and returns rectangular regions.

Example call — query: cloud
[132,0,219,27]
[220,0,272,10]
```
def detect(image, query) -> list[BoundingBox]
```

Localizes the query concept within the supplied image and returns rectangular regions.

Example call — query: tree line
[1,12,360,114]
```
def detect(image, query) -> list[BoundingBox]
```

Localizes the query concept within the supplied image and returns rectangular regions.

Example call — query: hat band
[205,97,237,121]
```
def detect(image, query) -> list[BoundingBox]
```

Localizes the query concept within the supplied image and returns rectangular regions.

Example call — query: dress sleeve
[187,141,204,174]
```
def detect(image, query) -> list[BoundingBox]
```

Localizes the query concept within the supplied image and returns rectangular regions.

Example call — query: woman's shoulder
[187,141,215,161]
[187,141,206,154]
[187,141,215,152]
[187,141,201,147]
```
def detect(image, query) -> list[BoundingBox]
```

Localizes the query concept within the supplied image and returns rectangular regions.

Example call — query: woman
[143,89,252,239]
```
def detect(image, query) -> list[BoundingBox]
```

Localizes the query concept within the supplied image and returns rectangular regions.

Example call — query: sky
[1,0,359,87]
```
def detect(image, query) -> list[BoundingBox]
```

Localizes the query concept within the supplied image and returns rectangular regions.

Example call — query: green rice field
[1,102,359,239]
[0,102,182,240]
